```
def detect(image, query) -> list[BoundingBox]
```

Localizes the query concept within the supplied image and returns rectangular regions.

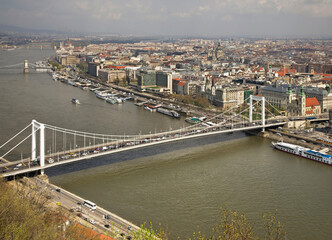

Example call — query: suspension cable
[1,126,39,159]
[0,123,32,149]
[0,62,24,69]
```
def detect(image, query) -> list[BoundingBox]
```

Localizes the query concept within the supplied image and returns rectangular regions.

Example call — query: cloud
[0,0,330,36]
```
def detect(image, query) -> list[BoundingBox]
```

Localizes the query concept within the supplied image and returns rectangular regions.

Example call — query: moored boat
[106,97,117,104]
[144,106,154,112]
[95,91,108,100]
[185,116,206,124]
[156,107,180,118]
[272,142,332,165]
[116,97,122,103]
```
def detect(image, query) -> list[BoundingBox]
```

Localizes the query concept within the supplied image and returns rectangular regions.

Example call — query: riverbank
[7,175,140,240]
[260,128,332,153]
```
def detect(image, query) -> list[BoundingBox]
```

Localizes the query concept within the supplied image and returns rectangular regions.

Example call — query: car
[105,224,110,228]
[77,202,82,205]
[89,219,95,225]
[56,188,61,192]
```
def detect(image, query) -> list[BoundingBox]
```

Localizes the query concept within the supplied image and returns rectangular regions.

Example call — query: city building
[214,86,244,109]
[98,69,126,83]
[88,62,102,77]
[56,55,80,66]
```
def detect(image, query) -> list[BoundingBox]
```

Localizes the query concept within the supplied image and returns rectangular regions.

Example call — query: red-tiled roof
[105,65,126,69]
[178,82,185,86]
[277,68,296,76]
[320,74,332,77]
[306,110,313,114]
[306,97,320,107]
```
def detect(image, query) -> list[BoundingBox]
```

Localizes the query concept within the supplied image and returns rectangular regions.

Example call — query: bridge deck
[1,122,285,177]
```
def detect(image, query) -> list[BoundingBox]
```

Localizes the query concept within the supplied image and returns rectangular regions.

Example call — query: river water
[0,47,331,240]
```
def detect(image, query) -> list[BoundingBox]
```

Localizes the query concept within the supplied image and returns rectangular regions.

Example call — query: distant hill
[0,24,74,35]
[0,24,30,33]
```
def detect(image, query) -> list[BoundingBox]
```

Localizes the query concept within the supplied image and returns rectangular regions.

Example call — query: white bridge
[1,96,287,178]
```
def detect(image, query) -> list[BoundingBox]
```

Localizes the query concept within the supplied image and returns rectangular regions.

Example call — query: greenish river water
[0,47,331,239]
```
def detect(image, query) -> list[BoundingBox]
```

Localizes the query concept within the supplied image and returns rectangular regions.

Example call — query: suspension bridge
[0,96,287,178]
[0,60,51,73]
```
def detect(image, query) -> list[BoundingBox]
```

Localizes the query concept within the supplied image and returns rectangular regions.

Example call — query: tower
[299,86,306,116]
[23,60,29,73]
[31,120,45,175]
[326,84,330,93]
[287,84,293,104]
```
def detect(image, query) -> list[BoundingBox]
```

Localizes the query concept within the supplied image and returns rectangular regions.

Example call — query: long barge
[272,142,332,165]
[156,107,180,118]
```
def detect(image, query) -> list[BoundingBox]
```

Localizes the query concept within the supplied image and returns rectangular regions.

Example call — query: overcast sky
[0,0,331,37]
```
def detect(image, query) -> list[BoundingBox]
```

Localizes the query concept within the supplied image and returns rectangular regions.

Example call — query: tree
[131,222,168,240]
[191,206,286,240]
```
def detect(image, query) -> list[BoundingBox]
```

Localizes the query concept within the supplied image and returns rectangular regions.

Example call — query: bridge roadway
[27,177,140,239]
[1,120,286,178]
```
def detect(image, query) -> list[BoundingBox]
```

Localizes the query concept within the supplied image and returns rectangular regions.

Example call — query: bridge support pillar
[262,96,265,132]
[249,95,253,123]
[249,95,266,131]
[23,60,29,74]
[40,124,45,175]
[31,120,45,175]
[31,121,37,161]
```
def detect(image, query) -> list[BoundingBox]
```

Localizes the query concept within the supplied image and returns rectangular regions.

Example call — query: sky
[0,0,331,37]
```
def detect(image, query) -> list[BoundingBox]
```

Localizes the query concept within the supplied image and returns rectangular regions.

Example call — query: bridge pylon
[249,95,265,131]
[31,120,45,175]
[23,60,29,74]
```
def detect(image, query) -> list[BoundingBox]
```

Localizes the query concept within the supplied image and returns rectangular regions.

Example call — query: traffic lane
[47,182,135,235]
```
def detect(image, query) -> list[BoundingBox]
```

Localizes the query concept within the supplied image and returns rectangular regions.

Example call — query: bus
[84,200,97,210]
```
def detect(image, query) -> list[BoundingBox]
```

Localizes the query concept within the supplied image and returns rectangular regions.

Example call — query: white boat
[106,97,117,104]
[272,142,332,165]
[156,107,180,118]
[95,91,108,100]
[116,97,122,103]
[144,106,154,112]
[72,98,80,104]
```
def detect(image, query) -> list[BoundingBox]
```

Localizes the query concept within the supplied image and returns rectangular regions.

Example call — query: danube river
[0,47,331,239]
